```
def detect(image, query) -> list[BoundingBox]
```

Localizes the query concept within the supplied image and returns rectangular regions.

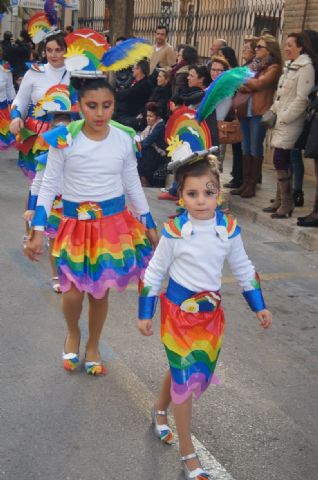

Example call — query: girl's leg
[173,396,201,471]
[86,290,110,362]
[154,370,172,426]
[62,284,84,353]
[48,238,58,277]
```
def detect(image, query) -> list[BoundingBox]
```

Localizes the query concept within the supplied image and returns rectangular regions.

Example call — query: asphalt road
[1,151,318,480]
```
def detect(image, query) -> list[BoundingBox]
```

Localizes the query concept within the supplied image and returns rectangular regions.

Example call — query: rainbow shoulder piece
[41,119,84,149]
[162,211,192,239]
[26,63,45,73]
[0,61,12,73]
[215,208,240,240]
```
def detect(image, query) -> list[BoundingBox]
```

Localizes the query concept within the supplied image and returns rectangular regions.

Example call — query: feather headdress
[195,66,254,123]
[101,38,153,71]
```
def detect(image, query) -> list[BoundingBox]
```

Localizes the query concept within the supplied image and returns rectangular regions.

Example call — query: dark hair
[182,45,198,65]
[156,25,168,35]
[116,36,127,42]
[304,30,318,55]
[220,46,238,68]
[188,64,211,87]
[65,25,74,34]
[71,77,115,100]
[145,101,161,117]
[20,30,32,43]
[177,43,186,53]
[45,32,67,50]
[3,31,13,42]
[51,112,72,125]
[288,32,317,64]
[175,155,220,192]
[136,59,150,76]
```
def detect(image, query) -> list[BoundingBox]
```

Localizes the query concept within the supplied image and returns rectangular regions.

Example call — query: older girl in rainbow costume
[0,49,16,151]
[24,31,156,375]
[138,142,272,480]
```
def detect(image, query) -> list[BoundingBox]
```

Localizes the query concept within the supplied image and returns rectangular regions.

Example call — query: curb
[227,196,318,252]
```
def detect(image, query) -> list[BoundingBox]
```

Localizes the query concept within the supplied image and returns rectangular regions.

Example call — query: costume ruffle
[161,293,224,404]
[52,208,152,298]
[46,195,63,239]
[0,100,15,151]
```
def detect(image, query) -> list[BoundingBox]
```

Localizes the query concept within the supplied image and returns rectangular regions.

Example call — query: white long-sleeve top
[30,168,62,198]
[36,125,150,220]
[0,67,15,102]
[143,214,256,294]
[11,63,69,118]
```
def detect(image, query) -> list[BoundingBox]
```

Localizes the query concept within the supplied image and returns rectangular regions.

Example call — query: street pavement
[1,150,318,480]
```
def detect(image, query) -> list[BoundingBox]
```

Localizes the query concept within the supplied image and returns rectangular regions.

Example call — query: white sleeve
[216,97,232,121]
[36,147,65,219]
[121,137,150,216]
[143,236,175,296]
[11,70,34,118]
[226,234,256,291]
[6,72,15,101]
[30,169,44,197]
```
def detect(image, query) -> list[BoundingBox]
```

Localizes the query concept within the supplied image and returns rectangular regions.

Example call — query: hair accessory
[64,28,110,72]
[101,37,153,71]
[33,84,77,118]
[44,1,70,26]
[27,1,68,44]
[195,66,255,122]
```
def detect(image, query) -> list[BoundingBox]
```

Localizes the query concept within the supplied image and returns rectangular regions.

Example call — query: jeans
[290,149,304,191]
[240,115,266,157]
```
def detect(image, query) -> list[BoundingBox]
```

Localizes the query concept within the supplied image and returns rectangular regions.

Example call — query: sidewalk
[222,160,318,252]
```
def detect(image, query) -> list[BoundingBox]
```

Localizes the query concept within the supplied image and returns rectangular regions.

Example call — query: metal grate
[133,0,284,61]
[78,0,109,32]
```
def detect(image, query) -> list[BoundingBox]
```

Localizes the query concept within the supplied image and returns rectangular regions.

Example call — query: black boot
[293,190,304,207]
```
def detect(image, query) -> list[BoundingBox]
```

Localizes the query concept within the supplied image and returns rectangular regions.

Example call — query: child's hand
[256,309,272,329]
[24,230,44,262]
[23,210,34,222]
[146,228,159,249]
[138,319,153,336]
[10,118,24,135]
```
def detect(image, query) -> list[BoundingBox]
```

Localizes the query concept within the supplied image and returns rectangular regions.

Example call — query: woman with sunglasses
[231,35,282,198]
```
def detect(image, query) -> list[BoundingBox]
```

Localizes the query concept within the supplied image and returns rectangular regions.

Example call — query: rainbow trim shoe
[151,407,174,445]
[181,453,210,480]
[62,352,80,372]
[84,358,107,376]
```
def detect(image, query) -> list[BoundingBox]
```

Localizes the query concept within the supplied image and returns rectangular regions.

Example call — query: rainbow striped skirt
[161,278,225,404]
[0,100,15,151]
[46,195,63,239]
[52,195,152,299]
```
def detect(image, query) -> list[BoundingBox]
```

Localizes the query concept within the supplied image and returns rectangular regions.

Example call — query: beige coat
[270,54,315,150]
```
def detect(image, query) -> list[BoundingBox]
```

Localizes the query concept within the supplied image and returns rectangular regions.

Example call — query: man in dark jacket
[113,59,153,130]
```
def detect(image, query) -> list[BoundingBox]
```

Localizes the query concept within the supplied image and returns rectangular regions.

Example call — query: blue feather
[101,38,150,67]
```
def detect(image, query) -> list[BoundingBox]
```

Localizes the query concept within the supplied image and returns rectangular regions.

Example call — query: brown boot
[263,180,281,213]
[240,156,262,198]
[230,154,252,195]
[271,170,294,218]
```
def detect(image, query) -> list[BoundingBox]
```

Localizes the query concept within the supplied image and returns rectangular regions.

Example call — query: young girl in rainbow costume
[138,141,272,480]
[24,28,157,375]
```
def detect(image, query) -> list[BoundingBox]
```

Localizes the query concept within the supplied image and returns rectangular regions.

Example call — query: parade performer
[23,84,77,293]
[0,53,15,151]
[24,29,158,375]
[138,141,272,479]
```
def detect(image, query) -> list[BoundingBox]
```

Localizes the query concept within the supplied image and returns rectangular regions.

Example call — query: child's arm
[227,234,272,329]
[138,235,174,335]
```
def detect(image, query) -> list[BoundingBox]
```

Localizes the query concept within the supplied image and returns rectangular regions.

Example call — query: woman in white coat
[264,32,315,218]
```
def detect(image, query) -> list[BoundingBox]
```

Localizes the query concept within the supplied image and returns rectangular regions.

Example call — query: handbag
[217,118,241,144]
[260,110,277,129]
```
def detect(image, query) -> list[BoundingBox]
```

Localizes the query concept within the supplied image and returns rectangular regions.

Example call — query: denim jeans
[240,115,266,157]
[290,149,304,191]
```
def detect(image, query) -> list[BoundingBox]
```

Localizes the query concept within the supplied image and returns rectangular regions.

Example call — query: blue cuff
[139,296,158,319]
[10,107,21,120]
[31,205,48,227]
[243,289,266,312]
[139,212,157,230]
[28,192,38,210]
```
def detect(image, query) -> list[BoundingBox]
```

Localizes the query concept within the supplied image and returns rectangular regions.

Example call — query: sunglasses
[255,45,267,50]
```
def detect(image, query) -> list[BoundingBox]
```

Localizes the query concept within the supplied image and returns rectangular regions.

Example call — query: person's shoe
[297,215,318,227]
[151,407,174,444]
[158,192,178,201]
[181,453,210,479]
[62,335,80,372]
[271,209,293,219]
[293,190,304,207]
[84,354,107,375]
[223,179,242,189]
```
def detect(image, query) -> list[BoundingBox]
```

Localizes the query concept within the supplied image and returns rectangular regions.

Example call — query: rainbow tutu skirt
[52,197,152,299]
[0,101,15,151]
[161,279,225,404]
[46,195,63,239]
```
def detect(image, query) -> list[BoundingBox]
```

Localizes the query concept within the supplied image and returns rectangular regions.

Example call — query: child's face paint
[181,173,219,220]
[79,88,114,138]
